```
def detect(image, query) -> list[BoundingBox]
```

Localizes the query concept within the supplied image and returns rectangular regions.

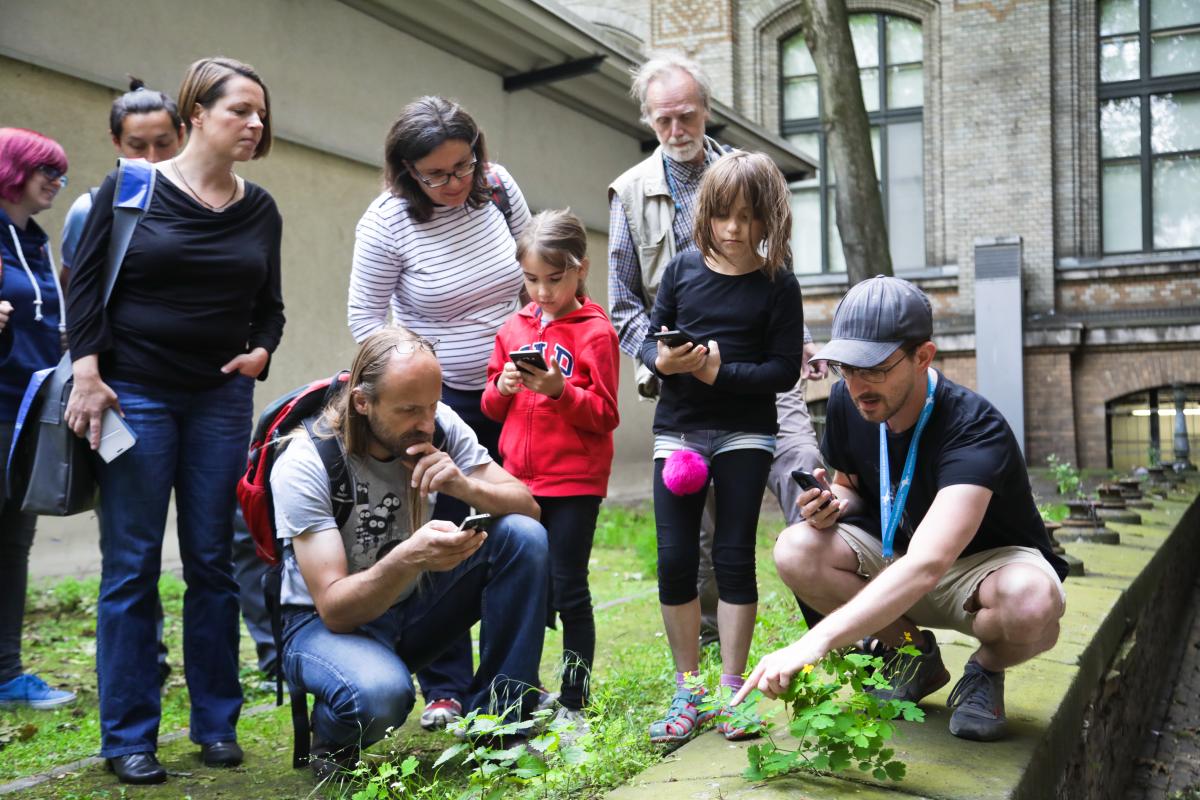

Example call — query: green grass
[2,504,807,799]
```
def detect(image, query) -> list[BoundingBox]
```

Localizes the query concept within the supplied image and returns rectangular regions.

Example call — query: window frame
[779,11,924,275]
[1098,0,1200,254]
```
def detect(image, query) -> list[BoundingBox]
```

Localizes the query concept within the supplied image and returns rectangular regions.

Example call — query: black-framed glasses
[393,336,438,356]
[409,159,477,189]
[829,351,909,384]
[35,165,68,187]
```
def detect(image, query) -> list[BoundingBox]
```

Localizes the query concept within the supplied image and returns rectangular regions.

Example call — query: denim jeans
[281,513,548,751]
[95,376,253,758]
[420,384,504,706]
[0,422,38,684]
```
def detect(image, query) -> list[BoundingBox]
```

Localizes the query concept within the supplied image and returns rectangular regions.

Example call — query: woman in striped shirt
[347,95,532,730]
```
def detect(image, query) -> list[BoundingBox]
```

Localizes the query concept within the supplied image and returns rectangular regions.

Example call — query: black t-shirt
[637,250,805,435]
[822,372,1069,580]
[67,169,285,391]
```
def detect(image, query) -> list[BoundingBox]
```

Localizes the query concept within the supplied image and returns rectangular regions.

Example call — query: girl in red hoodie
[482,209,619,733]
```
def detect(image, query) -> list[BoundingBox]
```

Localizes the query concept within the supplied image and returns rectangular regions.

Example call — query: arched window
[1107,384,1199,470]
[1099,0,1200,253]
[780,13,924,275]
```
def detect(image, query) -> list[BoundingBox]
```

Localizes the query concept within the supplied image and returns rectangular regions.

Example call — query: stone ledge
[608,484,1200,800]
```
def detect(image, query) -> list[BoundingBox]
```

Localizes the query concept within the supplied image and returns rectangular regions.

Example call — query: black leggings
[537,495,601,711]
[654,448,772,606]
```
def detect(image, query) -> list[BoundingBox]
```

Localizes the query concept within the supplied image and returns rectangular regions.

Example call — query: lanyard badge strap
[879,370,936,565]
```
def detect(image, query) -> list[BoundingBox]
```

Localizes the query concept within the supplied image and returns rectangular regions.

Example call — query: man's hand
[796,467,845,530]
[691,340,721,385]
[407,442,469,498]
[802,341,828,381]
[496,362,524,397]
[517,358,565,398]
[734,633,832,704]
[399,519,486,572]
[654,327,707,376]
[0,300,12,333]
[221,346,270,378]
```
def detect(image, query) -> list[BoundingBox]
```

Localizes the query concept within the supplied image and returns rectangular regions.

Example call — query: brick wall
[1025,350,1078,465]
[1057,267,1200,314]
[1073,346,1200,468]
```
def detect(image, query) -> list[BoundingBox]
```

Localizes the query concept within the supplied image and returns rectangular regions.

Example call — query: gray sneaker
[947,659,1007,741]
[866,630,951,703]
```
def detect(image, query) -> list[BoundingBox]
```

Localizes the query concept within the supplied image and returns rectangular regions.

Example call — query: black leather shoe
[200,740,244,767]
[106,752,167,784]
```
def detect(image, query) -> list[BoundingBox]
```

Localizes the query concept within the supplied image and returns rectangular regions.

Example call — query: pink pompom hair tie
[663,449,708,496]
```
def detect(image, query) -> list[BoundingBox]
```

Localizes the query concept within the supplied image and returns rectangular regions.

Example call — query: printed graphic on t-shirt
[349,479,403,570]
[515,342,575,377]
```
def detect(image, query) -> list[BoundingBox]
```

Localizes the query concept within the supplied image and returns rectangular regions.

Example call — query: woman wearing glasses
[348,96,532,731]
[64,58,285,785]
[0,128,77,711]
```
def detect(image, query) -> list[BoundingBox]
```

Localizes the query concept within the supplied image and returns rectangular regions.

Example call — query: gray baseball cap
[811,275,933,367]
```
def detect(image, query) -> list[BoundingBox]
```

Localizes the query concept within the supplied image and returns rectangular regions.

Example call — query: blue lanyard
[661,155,684,216]
[879,370,937,564]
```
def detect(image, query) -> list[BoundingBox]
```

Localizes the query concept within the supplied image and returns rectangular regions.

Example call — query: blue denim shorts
[653,429,776,461]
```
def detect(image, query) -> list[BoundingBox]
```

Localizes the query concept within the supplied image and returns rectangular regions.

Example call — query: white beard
[663,137,703,163]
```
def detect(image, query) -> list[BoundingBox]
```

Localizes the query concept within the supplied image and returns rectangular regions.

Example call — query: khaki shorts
[835,523,1067,636]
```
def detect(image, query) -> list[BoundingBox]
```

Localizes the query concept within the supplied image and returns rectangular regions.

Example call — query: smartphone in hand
[459,512,494,533]
[651,330,694,348]
[791,469,832,509]
[509,350,549,373]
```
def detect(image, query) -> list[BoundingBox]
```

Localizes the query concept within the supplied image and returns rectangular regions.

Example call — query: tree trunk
[799,0,893,283]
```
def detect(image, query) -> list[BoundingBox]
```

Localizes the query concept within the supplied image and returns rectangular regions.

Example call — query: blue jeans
[281,514,548,751]
[95,376,253,758]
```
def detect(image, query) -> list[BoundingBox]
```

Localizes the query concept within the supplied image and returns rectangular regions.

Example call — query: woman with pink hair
[0,127,76,710]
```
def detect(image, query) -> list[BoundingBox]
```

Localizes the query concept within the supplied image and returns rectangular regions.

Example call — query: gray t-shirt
[270,402,492,607]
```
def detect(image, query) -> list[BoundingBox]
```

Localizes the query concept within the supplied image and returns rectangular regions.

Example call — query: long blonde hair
[693,151,792,277]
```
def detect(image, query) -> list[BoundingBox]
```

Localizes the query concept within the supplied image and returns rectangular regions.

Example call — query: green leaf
[513,753,548,779]
[900,704,926,722]
[433,741,469,768]
[885,760,907,781]
[853,735,869,748]
[561,745,590,765]
[878,748,894,762]
[811,754,830,771]
[528,733,556,753]
[873,767,888,781]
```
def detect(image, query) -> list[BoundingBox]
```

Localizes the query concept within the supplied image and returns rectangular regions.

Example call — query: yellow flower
[903,631,913,643]
[802,664,815,674]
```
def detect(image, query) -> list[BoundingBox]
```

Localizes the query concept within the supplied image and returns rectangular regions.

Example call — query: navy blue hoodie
[0,207,63,422]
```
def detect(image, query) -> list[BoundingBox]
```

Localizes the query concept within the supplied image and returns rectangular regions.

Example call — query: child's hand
[497,362,524,396]
[655,327,707,376]
[691,340,721,385]
[518,357,565,399]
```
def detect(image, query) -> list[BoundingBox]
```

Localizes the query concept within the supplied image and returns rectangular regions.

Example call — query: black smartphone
[459,512,494,533]
[651,330,694,348]
[509,350,549,372]
[791,469,832,509]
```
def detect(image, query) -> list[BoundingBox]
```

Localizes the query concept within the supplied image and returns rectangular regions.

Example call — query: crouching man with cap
[735,276,1067,741]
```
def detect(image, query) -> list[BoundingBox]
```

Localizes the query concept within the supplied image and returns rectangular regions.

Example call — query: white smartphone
[458,512,494,533]
[98,407,137,463]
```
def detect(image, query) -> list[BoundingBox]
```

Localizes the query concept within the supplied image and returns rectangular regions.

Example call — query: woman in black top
[65,57,284,786]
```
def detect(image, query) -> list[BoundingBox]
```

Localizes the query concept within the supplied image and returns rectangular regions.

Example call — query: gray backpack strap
[103,158,156,307]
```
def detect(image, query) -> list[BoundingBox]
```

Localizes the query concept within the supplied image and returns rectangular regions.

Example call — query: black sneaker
[866,630,951,703]
[947,659,1007,741]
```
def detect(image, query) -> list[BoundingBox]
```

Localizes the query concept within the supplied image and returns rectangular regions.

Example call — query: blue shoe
[0,673,77,709]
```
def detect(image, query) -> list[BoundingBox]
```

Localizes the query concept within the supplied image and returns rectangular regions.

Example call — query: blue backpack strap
[104,158,156,306]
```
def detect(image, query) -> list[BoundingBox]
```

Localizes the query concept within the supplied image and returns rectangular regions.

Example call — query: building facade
[563,0,1200,472]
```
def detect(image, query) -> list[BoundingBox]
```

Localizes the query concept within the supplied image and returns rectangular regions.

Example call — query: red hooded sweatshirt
[481,298,620,497]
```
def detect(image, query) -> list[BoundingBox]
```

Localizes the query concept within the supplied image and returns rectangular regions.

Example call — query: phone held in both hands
[509,349,549,373]
[650,329,695,348]
[98,407,137,463]
[791,468,832,510]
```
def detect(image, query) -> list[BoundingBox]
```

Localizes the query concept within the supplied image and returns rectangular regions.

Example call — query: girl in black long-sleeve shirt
[638,152,804,745]
[64,57,283,785]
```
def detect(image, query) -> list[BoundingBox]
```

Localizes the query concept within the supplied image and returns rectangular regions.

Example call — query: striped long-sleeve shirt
[348,163,532,390]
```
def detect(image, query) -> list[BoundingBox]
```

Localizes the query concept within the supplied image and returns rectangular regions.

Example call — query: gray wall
[3,0,660,559]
